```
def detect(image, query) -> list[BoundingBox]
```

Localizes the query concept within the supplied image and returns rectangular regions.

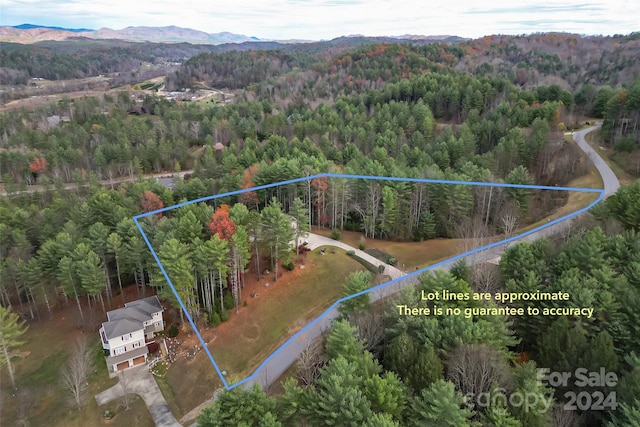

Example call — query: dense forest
[196,180,640,426]
[1,33,639,426]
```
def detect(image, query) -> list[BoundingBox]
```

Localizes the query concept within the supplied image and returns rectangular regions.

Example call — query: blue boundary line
[133,174,605,390]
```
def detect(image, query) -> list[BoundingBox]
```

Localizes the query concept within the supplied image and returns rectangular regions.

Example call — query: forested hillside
[197,190,640,426]
[1,33,639,426]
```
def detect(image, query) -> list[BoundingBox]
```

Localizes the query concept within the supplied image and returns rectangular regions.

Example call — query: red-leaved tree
[139,191,164,217]
[208,204,237,240]
[29,157,47,174]
[239,164,260,208]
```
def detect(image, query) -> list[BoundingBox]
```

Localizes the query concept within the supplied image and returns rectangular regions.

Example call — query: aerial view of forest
[0,2,639,426]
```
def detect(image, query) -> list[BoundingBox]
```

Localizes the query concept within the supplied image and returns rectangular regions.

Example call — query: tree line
[196,179,640,426]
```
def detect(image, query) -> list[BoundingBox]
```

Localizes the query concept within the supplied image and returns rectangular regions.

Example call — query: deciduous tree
[61,336,94,410]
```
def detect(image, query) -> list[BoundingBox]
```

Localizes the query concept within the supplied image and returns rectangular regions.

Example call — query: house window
[133,341,141,349]
[114,346,126,355]
[154,322,160,327]
[121,333,133,341]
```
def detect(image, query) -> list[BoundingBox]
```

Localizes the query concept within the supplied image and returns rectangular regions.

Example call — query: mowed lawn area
[313,227,465,270]
[209,248,365,382]
[1,306,154,427]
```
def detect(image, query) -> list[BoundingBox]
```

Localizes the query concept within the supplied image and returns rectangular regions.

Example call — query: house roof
[124,295,163,316]
[102,296,163,340]
[102,318,143,340]
[105,345,149,366]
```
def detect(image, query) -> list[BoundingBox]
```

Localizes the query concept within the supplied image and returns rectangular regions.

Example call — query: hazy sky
[1,0,638,39]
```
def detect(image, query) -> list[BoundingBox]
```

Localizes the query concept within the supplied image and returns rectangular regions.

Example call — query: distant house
[99,295,165,374]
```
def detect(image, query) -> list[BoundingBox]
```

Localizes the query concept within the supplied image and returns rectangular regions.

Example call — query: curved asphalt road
[572,123,620,197]
[232,124,620,397]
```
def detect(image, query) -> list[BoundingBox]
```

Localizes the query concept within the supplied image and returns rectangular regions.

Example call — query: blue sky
[1,0,638,39]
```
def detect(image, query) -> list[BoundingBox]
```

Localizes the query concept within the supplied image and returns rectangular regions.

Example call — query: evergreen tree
[197,384,280,427]
[0,305,29,390]
[339,270,372,315]
[405,379,476,427]
[261,198,294,282]
[288,197,310,256]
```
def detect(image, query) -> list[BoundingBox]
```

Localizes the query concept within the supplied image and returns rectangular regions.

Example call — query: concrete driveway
[301,233,406,279]
[95,365,182,427]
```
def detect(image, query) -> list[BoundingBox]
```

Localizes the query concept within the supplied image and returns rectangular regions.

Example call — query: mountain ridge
[2,23,463,45]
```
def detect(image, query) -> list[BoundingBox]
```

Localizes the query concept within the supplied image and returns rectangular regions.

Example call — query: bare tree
[447,343,513,406]
[550,404,581,427]
[347,311,385,357]
[295,339,327,387]
[472,263,501,295]
[61,336,94,410]
[455,215,491,254]
[500,201,520,238]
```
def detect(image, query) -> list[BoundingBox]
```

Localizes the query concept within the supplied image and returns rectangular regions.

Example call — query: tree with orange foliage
[208,204,237,240]
[139,191,164,216]
[239,165,260,209]
[29,157,47,180]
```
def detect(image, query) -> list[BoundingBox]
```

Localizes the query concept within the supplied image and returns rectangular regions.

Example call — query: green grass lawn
[314,227,464,270]
[210,248,365,382]
[1,313,154,427]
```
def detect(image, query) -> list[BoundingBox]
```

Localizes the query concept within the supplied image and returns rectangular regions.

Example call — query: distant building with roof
[99,295,164,374]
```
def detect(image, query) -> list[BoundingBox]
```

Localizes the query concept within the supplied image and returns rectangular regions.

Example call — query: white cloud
[1,0,637,39]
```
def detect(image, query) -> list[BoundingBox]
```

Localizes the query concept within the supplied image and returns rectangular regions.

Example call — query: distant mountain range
[1,24,263,44]
[1,23,464,45]
[12,23,95,32]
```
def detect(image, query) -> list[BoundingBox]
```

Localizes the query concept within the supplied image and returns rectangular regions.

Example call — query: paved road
[0,170,193,197]
[303,233,405,280]
[571,124,620,197]
[234,124,620,394]
[95,365,181,427]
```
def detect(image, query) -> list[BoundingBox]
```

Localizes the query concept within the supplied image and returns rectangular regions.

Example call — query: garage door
[117,361,130,371]
[133,355,146,366]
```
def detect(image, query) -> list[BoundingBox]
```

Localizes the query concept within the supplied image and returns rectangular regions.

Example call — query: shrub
[219,310,230,322]
[331,228,341,240]
[167,323,179,338]
[359,242,365,250]
[347,250,356,256]
[208,311,221,326]
[347,251,379,274]
[283,261,295,271]
[378,264,386,274]
[614,136,636,153]
[365,248,396,265]
[223,293,234,310]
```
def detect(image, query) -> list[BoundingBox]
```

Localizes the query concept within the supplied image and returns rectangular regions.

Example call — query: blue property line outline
[133,174,605,390]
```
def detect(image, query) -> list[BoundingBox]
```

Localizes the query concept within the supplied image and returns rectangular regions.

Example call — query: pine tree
[0,305,29,390]
[197,384,279,427]
[405,379,476,427]
[339,270,372,315]
[230,225,250,312]
[288,197,309,256]
[261,198,294,282]
[107,232,126,305]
